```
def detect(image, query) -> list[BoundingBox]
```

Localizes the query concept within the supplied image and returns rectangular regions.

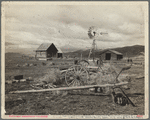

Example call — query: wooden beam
[9,82,128,94]
[87,66,99,69]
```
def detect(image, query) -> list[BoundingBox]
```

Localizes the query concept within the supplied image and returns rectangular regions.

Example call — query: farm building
[35,43,63,60]
[99,49,123,60]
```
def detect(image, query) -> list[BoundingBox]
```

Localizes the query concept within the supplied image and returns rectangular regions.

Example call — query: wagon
[58,56,134,106]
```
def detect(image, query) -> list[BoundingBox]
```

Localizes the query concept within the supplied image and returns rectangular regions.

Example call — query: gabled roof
[36,43,63,53]
[99,49,122,55]
[109,50,122,55]
[54,44,63,53]
[36,43,53,51]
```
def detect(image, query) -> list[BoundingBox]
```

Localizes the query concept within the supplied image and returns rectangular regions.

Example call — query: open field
[5,53,145,115]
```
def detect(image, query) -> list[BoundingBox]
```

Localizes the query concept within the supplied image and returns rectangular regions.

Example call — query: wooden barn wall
[47,44,57,57]
[110,52,117,60]
[100,51,117,60]
[36,51,47,58]
[100,53,106,60]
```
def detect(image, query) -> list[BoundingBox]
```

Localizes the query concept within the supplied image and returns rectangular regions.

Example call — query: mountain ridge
[64,45,144,58]
[5,45,144,58]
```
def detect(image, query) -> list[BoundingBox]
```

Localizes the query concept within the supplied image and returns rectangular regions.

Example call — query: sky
[3,2,146,54]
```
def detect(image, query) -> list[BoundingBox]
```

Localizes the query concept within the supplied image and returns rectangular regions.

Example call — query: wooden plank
[60,70,67,73]
[9,82,128,94]
[87,66,99,69]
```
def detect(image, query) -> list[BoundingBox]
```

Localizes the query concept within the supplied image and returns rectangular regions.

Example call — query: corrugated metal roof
[36,43,63,53]
[36,43,53,51]
[99,49,122,55]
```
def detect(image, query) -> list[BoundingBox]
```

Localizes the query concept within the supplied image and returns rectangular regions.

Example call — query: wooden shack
[35,43,63,60]
[99,49,123,60]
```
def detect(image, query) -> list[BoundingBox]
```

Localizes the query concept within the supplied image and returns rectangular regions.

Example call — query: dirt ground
[5,55,145,115]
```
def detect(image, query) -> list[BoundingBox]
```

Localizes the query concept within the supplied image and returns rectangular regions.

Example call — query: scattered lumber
[14,75,23,80]
[9,82,128,94]
[136,76,144,79]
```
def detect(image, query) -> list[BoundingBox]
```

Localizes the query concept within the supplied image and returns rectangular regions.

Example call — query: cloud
[118,22,143,35]
[4,3,146,54]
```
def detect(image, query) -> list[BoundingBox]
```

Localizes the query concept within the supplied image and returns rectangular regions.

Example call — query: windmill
[88,26,108,61]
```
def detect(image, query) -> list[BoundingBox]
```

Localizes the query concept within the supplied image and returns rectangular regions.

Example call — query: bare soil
[5,55,145,115]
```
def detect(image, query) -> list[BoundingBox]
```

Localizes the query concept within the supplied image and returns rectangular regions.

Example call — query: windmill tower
[88,26,108,61]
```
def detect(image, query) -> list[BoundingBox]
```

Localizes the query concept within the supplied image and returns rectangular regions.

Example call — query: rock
[20,79,26,82]
[16,64,20,67]
[14,75,23,80]
[33,63,37,66]
[47,62,53,66]
[12,79,19,83]
[52,90,63,95]
[23,63,29,67]
[89,88,95,92]
[17,98,22,100]
[61,91,68,96]
[29,63,33,67]
[42,62,47,66]
[5,80,12,84]
[27,77,33,81]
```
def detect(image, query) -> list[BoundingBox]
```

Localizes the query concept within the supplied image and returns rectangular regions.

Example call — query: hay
[89,62,129,94]
[37,68,62,85]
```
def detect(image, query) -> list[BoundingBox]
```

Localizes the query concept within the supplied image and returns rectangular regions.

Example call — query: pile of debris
[16,63,37,67]
[5,75,33,84]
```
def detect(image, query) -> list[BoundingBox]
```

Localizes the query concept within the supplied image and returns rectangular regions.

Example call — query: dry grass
[37,68,63,85]
[5,54,145,115]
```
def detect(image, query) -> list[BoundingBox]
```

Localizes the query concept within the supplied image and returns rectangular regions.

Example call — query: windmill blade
[88,26,97,39]
[88,31,94,39]
[88,26,108,39]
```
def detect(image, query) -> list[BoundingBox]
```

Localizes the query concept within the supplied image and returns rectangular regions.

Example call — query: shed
[99,49,123,60]
[35,43,63,60]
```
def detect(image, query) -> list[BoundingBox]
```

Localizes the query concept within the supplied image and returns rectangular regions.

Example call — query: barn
[99,49,123,60]
[35,43,63,60]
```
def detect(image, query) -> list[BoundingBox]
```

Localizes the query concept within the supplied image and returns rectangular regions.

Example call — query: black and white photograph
[1,2,149,119]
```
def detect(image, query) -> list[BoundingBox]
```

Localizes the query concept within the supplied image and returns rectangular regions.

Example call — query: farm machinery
[9,26,135,107]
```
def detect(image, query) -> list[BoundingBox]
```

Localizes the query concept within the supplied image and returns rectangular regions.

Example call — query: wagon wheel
[65,65,90,87]
[112,92,128,106]
[79,60,89,67]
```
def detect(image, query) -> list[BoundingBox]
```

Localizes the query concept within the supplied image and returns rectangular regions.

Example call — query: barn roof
[109,50,123,55]
[99,49,123,55]
[36,43,63,53]
[36,43,53,51]
[54,44,63,53]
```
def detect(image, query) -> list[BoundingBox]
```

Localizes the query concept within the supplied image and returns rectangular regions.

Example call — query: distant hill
[112,45,144,57]
[5,45,144,60]
[64,45,144,58]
